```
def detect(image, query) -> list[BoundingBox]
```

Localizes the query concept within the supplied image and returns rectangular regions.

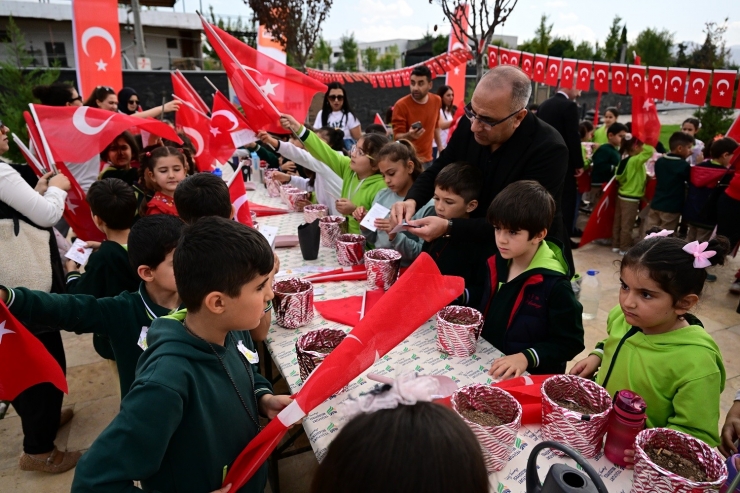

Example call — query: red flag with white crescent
[628,64,646,96]
[445,4,469,115]
[533,54,548,83]
[579,177,617,247]
[611,64,627,94]
[176,102,216,172]
[666,67,689,103]
[508,50,521,67]
[520,52,534,78]
[498,48,511,65]
[576,61,592,91]
[487,45,499,69]
[560,58,577,89]
[710,70,737,108]
[56,162,106,242]
[545,56,561,87]
[593,62,610,92]
[171,72,210,116]
[647,67,667,100]
[228,171,254,227]
[685,69,711,106]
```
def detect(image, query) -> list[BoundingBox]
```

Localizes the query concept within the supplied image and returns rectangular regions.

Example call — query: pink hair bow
[682,241,716,268]
[645,229,673,239]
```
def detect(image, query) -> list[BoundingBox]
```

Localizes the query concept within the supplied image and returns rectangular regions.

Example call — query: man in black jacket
[391,65,571,266]
[535,85,584,242]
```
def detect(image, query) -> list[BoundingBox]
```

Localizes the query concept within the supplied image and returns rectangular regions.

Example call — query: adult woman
[84,86,180,119]
[313,82,361,149]
[432,85,455,159]
[0,121,81,473]
[99,131,139,185]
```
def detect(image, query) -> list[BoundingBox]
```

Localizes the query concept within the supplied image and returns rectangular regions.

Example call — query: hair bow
[340,373,441,419]
[623,133,633,140]
[645,229,673,239]
[682,241,716,269]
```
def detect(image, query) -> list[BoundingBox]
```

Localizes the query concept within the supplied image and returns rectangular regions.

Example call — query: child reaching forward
[571,230,729,449]
[139,146,190,216]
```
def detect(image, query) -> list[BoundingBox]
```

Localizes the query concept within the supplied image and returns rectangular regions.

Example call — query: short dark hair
[316,126,346,152]
[362,123,388,136]
[100,131,139,162]
[410,65,432,81]
[487,180,555,239]
[709,137,739,159]
[579,120,594,139]
[310,402,489,493]
[174,173,232,224]
[128,215,185,271]
[607,122,628,136]
[174,217,274,312]
[86,178,137,230]
[605,106,619,118]
[32,82,77,106]
[434,162,482,203]
[668,131,695,151]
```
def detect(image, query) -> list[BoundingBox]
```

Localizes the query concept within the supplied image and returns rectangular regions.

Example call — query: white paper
[389,220,419,235]
[259,225,279,248]
[359,203,390,232]
[231,129,257,148]
[64,239,93,266]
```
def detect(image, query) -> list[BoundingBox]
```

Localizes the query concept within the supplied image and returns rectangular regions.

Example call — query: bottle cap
[587,270,599,276]
[613,389,646,417]
[211,168,222,177]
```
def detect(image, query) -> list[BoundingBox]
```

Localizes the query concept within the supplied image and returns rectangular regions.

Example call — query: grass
[659,124,681,148]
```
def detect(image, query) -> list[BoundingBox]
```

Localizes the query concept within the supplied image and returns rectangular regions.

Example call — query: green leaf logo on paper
[290,370,298,377]
[486,378,493,384]
[385,365,392,372]
[326,406,336,416]
[415,364,424,372]
[327,422,338,433]
[471,354,480,361]
[290,357,297,364]
[479,365,487,372]
[515,437,522,449]
[444,364,453,371]
[383,354,391,361]
[411,353,419,360]
[439,353,448,360]
[357,377,366,385]
[402,346,409,352]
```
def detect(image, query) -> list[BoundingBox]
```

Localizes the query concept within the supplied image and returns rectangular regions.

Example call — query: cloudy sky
[199,0,740,47]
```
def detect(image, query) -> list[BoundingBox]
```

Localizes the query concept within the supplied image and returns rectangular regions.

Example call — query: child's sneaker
[730,280,740,295]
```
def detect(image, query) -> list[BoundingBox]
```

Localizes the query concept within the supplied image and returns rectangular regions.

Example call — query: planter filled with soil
[296,328,348,392]
[272,278,314,329]
[318,216,347,247]
[435,305,484,357]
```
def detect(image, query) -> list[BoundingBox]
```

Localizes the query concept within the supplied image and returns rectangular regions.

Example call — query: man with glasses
[391,65,572,267]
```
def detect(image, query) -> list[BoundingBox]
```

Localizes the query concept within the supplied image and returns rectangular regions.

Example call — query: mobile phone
[410,121,422,130]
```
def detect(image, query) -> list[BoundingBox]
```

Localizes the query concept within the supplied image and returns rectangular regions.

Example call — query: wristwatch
[442,219,453,238]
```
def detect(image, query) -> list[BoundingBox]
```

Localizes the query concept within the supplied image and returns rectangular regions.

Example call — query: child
[71,217,292,493]
[682,117,705,165]
[280,113,388,234]
[98,132,139,185]
[570,231,729,448]
[139,146,189,216]
[353,140,434,266]
[65,178,140,362]
[612,134,654,255]
[421,162,492,307]
[482,181,584,378]
[578,120,595,213]
[646,132,693,231]
[592,107,619,145]
[0,215,184,399]
[590,122,628,206]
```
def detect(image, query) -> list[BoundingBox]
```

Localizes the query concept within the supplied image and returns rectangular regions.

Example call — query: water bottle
[251,151,261,183]
[580,270,600,320]
[211,167,222,178]
[603,390,647,467]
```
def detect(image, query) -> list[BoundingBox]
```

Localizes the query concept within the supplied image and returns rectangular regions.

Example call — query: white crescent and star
[579,67,589,80]
[523,60,532,71]
[209,126,221,137]
[65,196,79,214]
[670,76,683,86]
[72,107,115,136]
[651,74,663,85]
[692,78,705,89]
[182,127,204,157]
[596,69,606,79]
[233,194,249,216]
[81,27,117,58]
[95,59,107,71]
[564,66,574,76]
[535,61,544,74]
[259,79,279,96]
[212,110,239,131]
[717,79,730,90]
[510,57,519,65]
[0,321,14,344]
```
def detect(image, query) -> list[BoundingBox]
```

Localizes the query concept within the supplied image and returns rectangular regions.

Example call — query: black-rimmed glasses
[464,103,524,129]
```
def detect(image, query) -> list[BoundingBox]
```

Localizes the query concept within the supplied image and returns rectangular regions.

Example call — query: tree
[548,37,574,58]
[203,6,256,69]
[378,45,400,71]
[246,0,333,69]
[675,42,691,68]
[435,0,520,83]
[570,40,596,60]
[307,38,332,69]
[618,25,628,62]
[603,15,623,63]
[432,35,450,56]
[630,28,674,67]
[0,17,59,163]
[518,14,552,55]
[334,33,358,72]
[363,47,379,72]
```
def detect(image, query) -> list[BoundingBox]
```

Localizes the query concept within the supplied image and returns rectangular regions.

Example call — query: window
[166,38,178,49]
[44,42,68,68]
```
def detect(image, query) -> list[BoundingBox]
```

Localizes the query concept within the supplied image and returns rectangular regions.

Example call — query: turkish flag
[533,54,548,83]
[385,73,395,87]
[401,69,411,86]
[211,91,256,162]
[710,70,737,108]
[579,177,617,247]
[487,45,499,68]
[611,64,627,94]
[23,112,51,172]
[71,0,122,100]
[30,104,181,164]
[628,64,646,96]
[437,55,453,73]
[314,290,384,326]
[378,74,386,88]
[228,171,254,227]
[647,67,667,100]
[176,101,216,171]
[593,62,610,92]
[0,302,68,401]
[545,56,561,87]
[373,113,385,127]
[632,82,661,147]
[685,69,711,106]
[392,72,402,88]
[56,162,106,241]
[171,71,210,116]
[576,60,592,91]
[666,67,688,103]
[498,48,511,65]
[508,50,521,66]
[369,74,378,89]
[560,58,577,89]
[520,52,534,78]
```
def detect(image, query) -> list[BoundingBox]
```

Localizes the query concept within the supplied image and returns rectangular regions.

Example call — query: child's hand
[294,199,311,212]
[335,198,356,216]
[258,394,293,420]
[488,353,529,380]
[209,483,231,493]
[273,253,280,275]
[623,448,636,470]
[257,130,279,149]
[279,114,301,133]
[569,354,602,378]
[84,241,102,251]
[271,171,291,184]
[720,401,740,457]
[280,160,296,173]
[65,259,80,273]
[374,218,392,232]
[352,206,367,222]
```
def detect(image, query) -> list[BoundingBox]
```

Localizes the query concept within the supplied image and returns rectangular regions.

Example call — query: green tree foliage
[675,42,691,68]
[432,35,450,56]
[378,45,400,71]
[548,37,574,58]
[334,33,358,72]
[518,14,552,55]
[203,6,255,69]
[307,38,332,69]
[0,17,59,163]
[630,28,674,66]
[603,15,623,63]
[363,47,379,72]
[570,40,596,60]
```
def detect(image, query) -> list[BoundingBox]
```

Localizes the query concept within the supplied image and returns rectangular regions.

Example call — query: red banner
[508,50,522,66]
[445,4,469,113]
[666,67,688,103]
[533,54,548,83]
[628,64,646,96]
[575,60,592,91]
[685,69,711,106]
[561,58,577,89]
[611,63,627,94]
[520,52,534,77]
[498,48,512,65]
[72,0,122,99]
[593,62,610,92]
[545,56,561,86]
[710,70,737,108]
[647,67,667,100]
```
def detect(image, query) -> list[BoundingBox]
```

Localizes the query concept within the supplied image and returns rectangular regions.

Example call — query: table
[251,187,634,493]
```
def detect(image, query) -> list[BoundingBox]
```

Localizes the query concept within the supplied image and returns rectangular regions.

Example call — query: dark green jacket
[4,283,177,398]
[66,240,140,360]
[650,153,691,213]
[590,143,620,186]
[253,143,280,168]
[71,312,272,493]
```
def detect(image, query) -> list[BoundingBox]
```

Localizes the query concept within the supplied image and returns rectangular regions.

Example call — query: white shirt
[434,108,454,149]
[313,110,361,140]
[0,163,67,227]
[276,141,343,216]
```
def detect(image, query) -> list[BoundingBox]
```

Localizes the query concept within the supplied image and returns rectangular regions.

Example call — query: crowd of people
[0,62,739,491]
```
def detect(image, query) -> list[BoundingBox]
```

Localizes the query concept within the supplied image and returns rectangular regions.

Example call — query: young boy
[66,178,140,362]
[482,180,584,378]
[647,132,694,231]
[422,162,493,307]
[0,215,184,399]
[590,122,628,206]
[71,217,292,493]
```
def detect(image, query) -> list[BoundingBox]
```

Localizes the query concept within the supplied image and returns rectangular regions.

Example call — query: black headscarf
[118,87,139,115]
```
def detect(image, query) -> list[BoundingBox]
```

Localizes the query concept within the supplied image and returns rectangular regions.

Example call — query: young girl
[280,114,388,233]
[682,117,705,165]
[579,121,596,212]
[571,231,729,449]
[593,106,619,145]
[139,146,189,216]
[99,132,139,185]
[612,134,654,254]
[353,140,433,265]
[433,85,455,160]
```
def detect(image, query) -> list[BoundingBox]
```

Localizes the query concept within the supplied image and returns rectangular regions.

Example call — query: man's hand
[335,198,356,216]
[257,130,279,149]
[403,127,425,141]
[720,401,740,457]
[406,215,448,242]
[488,353,529,380]
[568,354,601,379]
[390,199,417,227]
[574,168,585,178]
[352,206,367,222]
[374,218,392,232]
[258,394,293,420]
[279,114,301,133]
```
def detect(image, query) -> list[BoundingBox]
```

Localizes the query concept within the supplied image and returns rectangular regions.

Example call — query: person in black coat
[391,65,571,267]
[535,86,585,242]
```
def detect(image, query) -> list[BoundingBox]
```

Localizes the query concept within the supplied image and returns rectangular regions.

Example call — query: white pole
[27,104,58,174]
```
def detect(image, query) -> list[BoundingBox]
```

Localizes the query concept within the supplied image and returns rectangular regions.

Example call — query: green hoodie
[615,144,654,199]
[299,126,387,233]
[71,312,272,493]
[593,125,609,145]
[593,306,725,447]
[480,239,584,374]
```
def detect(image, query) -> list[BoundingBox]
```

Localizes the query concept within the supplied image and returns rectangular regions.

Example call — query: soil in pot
[553,398,599,415]
[460,408,506,427]
[646,447,708,482]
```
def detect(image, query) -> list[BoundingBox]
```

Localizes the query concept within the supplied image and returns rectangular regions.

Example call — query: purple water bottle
[604,389,647,467]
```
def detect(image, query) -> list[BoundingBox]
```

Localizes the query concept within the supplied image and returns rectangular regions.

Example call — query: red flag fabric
[533,54,548,83]
[401,69,411,86]
[666,67,689,103]
[545,56,561,87]
[647,67,667,100]
[23,112,51,171]
[632,82,661,147]
[228,172,254,227]
[56,162,106,242]
[373,113,385,126]
[378,74,387,88]
[560,58,577,89]
[248,202,289,217]
[579,177,617,247]
[30,104,181,164]
[171,71,210,116]
[710,70,737,108]
[313,290,385,327]
[628,64,646,96]
[685,69,712,106]
[384,73,395,87]
[392,72,402,88]
[611,63,627,94]
[223,253,464,490]
[0,301,68,400]
[212,91,255,150]
[727,113,740,141]
[498,48,512,65]
[487,45,499,69]
[443,103,466,145]
[176,102,216,171]
[303,265,367,283]
[593,62,610,92]
[508,50,521,66]
[492,375,552,425]
[520,52,534,78]
[576,60,592,91]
